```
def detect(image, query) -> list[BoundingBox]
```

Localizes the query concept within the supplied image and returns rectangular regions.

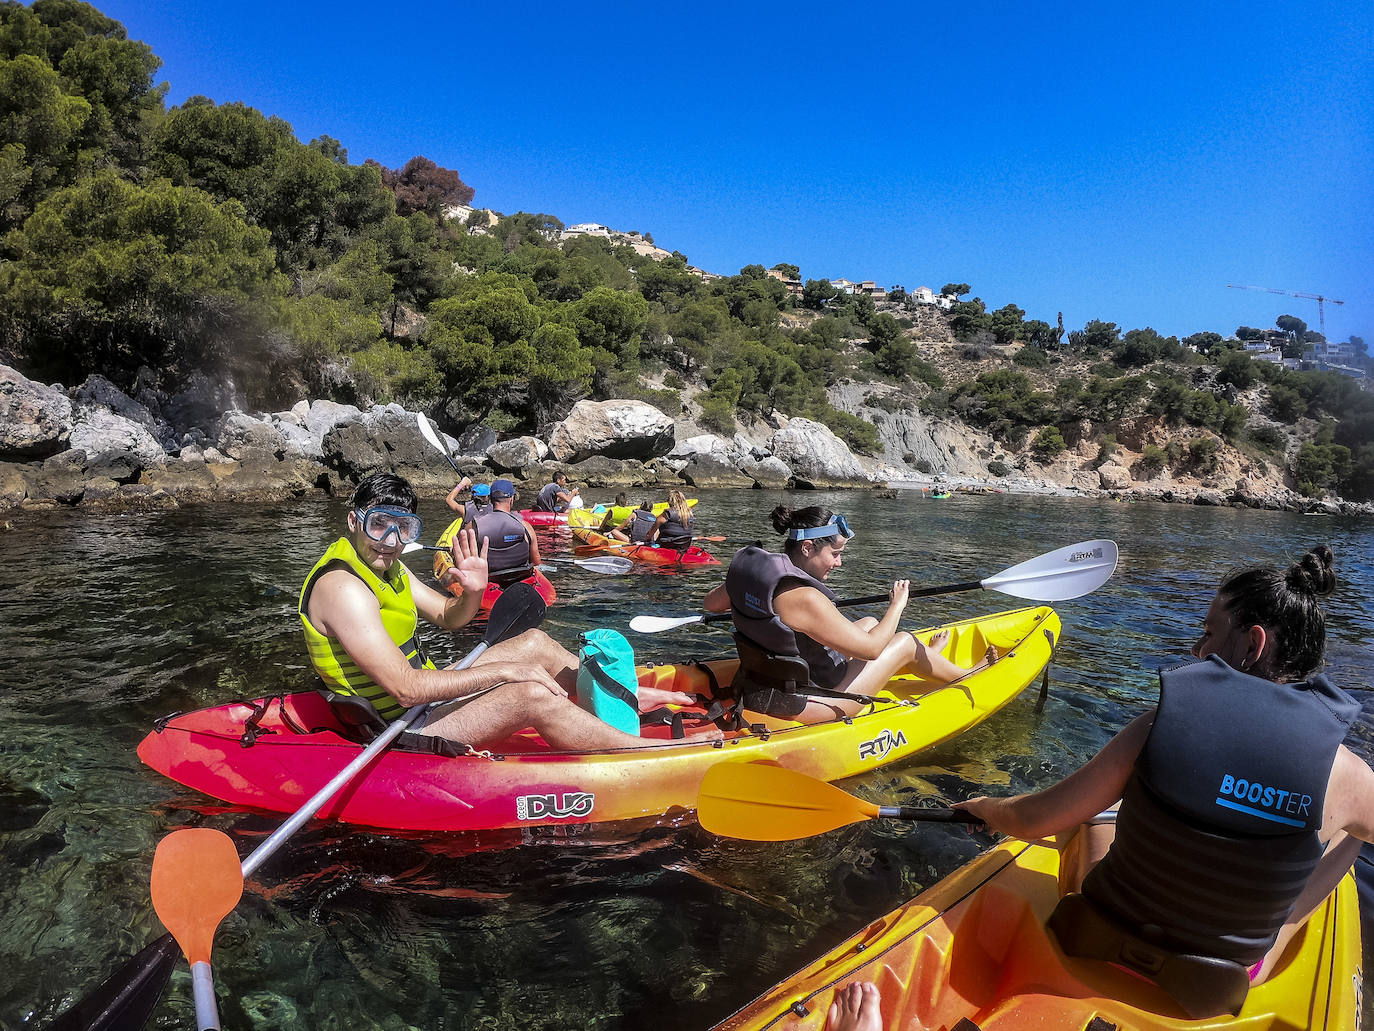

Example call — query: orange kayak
[571,527,720,567]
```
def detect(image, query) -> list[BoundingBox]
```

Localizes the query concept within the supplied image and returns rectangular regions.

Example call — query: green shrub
[662,370,684,389]
[1189,436,1220,475]
[1013,344,1049,368]
[1031,426,1067,462]
[1093,434,1117,468]
[988,460,1010,477]
[1139,445,1167,475]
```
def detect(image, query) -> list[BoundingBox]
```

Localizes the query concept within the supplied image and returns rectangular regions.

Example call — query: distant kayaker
[621,501,658,544]
[444,474,474,512]
[445,476,492,525]
[471,478,542,586]
[532,473,579,513]
[299,472,699,752]
[956,545,1374,985]
[647,489,694,552]
[702,505,987,724]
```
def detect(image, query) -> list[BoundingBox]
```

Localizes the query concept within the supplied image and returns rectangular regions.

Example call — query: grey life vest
[472,509,532,576]
[463,498,492,525]
[629,509,657,543]
[656,510,693,550]
[724,544,847,689]
[1083,655,1359,964]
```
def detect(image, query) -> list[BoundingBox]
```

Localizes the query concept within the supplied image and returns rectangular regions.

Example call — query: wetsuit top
[298,536,434,721]
[472,509,533,576]
[534,482,567,513]
[655,510,693,551]
[628,510,658,544]
[724,544,847,690]
[1083,655,1360,964]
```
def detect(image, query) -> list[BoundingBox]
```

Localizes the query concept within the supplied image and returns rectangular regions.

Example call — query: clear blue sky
[100,0,1373,345]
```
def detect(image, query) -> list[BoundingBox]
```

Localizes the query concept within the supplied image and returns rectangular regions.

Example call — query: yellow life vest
[298,536,435,720]
[600,504,636,528]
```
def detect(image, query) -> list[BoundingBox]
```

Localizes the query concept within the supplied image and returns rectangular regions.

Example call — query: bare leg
[826,982,882,1031]
[1253,831,1360,982]
[420,681,720,750]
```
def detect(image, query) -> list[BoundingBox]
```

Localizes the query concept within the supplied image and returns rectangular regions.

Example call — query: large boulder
[0,462,28,510]
[1,364,71,460]
[160,372,240,437]
[547,400,675,462]
[305,399,364,438]
[767,418,870,488]
[741,455,792,488]
[487,436,548,473]
[321,405,449,488]
[456,424,500,457]
[667,433,744,464]
[68,408,167,475]
[678,453,755,488]
[73,374,177,449]
[216,412,286,461]
[565,455,652,487]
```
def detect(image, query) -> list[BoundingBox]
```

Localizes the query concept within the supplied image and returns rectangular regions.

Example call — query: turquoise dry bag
[577,628,640,736]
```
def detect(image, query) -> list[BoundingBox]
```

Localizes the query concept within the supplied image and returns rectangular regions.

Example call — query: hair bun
[1287,545,1336,598]
[769,505,794,534]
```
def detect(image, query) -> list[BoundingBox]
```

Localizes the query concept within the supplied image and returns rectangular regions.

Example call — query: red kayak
[571,527,720,567]
[518,509,571,527]
[433,546,557,612]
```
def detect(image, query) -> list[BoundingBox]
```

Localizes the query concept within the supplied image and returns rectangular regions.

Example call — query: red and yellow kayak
[712,826,1361,1030]
[137,606,1058,833]
[571,526,720,567]
[433,516,557,612]
[565,498,700,529]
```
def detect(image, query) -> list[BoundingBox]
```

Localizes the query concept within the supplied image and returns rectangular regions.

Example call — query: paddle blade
[48,933,180,1031]
[629,613,705,634]
[483,581,547,645]
[981,539,1118,601]
[698,763,881,841]
[415,412,451,455]
[151,829,242,966]
[573,555,633,574]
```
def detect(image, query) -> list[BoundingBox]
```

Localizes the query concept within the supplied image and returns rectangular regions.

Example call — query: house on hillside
[909,286,955,310]
[765,268,803,296]
[831,278,856,294]
[856,281,887,300]
[687,265,725,283]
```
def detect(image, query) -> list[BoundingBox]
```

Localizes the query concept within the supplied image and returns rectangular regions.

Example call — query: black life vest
[724,544,847,690]
[628,509,657,543]
[472,508,532,576]
[656,510,693,551]
[1083,655,1360,964]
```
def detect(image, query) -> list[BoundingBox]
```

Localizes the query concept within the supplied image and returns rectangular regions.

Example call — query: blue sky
[100,0,1373,345]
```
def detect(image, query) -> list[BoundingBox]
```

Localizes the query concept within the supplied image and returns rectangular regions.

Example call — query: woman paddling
[702,505,987,724]
[957,544,1374,985]
[647,489,695,552]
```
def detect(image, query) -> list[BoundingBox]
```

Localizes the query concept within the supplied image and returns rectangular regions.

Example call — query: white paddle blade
[574,556,633,574]
[981,539,1118,601]
[629,613,706,634]
[416,413,455,457]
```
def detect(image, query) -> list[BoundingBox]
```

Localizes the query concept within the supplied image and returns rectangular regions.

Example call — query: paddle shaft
[240,641,490,878]
[877,805,985,825]
[699,581,984,623]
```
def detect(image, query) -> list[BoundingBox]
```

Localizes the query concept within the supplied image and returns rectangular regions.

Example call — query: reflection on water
[0,490,1370,1027]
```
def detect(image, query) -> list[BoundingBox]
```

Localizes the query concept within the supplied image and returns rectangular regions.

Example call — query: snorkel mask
[353,505,424,545]
[785,513,855,543]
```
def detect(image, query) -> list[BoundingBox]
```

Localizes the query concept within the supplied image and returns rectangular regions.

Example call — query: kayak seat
[321,691,466,759]
[1047,892,1249,1020]
[730,635,812,695]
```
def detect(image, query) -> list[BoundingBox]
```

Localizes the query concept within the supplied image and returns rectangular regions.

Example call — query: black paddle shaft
[879,805,987,826]
[701,581,984,624]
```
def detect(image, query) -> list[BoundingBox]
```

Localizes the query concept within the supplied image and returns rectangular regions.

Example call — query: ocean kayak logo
[516,791,594,821]
[858,729,907,760]
[1070,546,1103,562]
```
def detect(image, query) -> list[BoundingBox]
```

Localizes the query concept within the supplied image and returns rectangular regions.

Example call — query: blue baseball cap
[471,482,491,496]
[491,478,516,498]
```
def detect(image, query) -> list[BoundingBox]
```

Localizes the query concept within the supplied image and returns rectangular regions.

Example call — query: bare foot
[927,628,951,653]
[826,982,882,1031]
[637,687,695,710]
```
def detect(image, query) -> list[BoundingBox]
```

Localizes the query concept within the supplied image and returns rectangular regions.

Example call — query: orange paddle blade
[697,763,881,841]
[151,829,242,965]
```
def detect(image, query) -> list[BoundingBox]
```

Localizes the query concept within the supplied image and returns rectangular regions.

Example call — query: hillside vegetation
[1,1,1370,500]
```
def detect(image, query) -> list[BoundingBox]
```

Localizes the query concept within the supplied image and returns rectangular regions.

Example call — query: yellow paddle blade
[151,828,242,966]
[697,763,881,841]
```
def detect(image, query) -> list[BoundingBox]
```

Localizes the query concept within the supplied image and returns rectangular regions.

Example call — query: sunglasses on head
[354,505,423,545]
[786,513,855,543]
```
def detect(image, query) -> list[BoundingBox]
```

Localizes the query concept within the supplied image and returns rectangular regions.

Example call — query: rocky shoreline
[2,364,1369,520]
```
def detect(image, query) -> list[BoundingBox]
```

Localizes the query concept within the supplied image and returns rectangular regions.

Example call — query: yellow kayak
[566,497,699,528]
[713,828,1361,1030]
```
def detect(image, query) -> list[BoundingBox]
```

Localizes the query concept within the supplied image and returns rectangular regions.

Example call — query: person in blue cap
[702,504,984,724]
[471,478,542,585]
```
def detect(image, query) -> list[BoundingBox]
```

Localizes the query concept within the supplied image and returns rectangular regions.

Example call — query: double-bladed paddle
[696,763,1120,842]
[401,540,632,575]
[53,583,549,1031]
[416,412,462,475]
[629,538,1118,634]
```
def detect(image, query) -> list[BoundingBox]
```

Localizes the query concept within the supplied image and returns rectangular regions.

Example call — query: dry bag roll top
[577,628,640,736]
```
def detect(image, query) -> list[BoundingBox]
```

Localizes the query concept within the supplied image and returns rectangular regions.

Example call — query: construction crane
[1226,283,1345,338]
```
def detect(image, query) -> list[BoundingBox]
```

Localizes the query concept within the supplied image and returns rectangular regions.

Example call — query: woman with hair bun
[957,544,1374,985]
[701,504,986,725]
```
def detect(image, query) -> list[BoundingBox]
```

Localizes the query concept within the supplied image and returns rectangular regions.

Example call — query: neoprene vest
[463,498,492,525]
[1083,655,1360,964]
[534,482,564,512]
[725,545,847,689]
[473,508,532,576]
[629,510,657,543]
[298,536,435,721]
[656,511,693,551]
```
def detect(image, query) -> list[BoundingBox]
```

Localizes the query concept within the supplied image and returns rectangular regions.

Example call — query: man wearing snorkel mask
[299,472,688,750]
[702,504,988,725]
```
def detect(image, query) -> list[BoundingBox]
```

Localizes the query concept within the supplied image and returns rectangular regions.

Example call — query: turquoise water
[1,489,1370,1029]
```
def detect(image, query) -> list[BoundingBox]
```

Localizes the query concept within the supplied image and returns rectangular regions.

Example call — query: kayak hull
[137,606,1058,833]
[712,828,1361,1030]
[570,527,720,566]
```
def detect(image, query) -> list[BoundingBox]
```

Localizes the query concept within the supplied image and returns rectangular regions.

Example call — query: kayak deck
[712,827,1361,1030]
[138,606,1058,832]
